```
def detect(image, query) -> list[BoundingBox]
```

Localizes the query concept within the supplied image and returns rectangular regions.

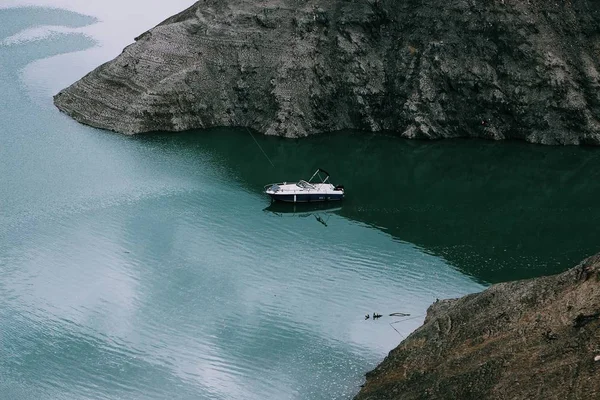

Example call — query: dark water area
[143,129,600,284]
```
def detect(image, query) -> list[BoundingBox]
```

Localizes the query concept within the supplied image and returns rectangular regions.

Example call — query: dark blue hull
[268,193,344,203]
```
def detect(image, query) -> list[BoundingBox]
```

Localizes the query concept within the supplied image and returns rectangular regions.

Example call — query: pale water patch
[2,0,195,101]
[1,25,87,46]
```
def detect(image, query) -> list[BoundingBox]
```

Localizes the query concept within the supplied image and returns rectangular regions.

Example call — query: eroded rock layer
[55,0,600,143]
[355,253,600,400]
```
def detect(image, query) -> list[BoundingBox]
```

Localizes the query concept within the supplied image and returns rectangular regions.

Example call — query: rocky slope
[55,0,600,144]
[354,253,600,400]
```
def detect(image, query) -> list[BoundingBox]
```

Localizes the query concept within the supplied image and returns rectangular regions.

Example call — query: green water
[1,5,599,400]
[164,129,600,284]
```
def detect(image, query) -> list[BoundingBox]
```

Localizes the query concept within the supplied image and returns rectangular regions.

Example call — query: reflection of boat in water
[264,169,344,203]
[263,202,342,227]
[264,202,342,215]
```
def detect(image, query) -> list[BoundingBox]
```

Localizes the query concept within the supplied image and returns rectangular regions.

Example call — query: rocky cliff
[354,253,600,400]
[55,0,600,144]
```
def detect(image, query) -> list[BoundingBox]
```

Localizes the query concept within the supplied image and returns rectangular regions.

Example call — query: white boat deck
[266,181,339,195]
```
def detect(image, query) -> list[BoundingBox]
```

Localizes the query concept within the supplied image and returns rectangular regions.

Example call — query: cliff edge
[55,0,600,144]
[354,253,600,400]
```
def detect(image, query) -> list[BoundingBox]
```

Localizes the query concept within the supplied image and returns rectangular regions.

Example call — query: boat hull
[268,193,344,203]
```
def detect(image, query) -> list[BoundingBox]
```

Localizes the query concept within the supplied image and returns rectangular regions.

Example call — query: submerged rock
[55,0,600,144]
[354,253,600,399]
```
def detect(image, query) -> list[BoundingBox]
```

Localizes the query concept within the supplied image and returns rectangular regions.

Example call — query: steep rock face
[55,0,600,144]
[354,253,600,400]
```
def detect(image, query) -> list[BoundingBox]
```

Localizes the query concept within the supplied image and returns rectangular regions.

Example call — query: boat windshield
[296,180,316,189]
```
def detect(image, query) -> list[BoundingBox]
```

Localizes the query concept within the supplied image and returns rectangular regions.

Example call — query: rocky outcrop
[354,253,600,400]
[55,0,600,144]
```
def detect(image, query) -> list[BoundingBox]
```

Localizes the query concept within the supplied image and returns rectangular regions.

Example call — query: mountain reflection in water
[148,128,600,284]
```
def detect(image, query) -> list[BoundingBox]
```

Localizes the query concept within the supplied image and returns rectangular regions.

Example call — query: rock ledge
[54,0,600,144]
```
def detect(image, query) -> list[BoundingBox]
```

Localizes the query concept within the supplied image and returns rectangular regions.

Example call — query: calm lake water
[1,3,599,400]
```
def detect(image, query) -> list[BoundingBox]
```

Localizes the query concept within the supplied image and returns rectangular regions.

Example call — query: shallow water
[1,3,599,400]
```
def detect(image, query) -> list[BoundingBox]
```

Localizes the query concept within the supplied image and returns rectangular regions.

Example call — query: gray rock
[55,0,600,144]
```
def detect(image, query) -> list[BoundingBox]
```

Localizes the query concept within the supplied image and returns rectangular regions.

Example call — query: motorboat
[264,169,344,203]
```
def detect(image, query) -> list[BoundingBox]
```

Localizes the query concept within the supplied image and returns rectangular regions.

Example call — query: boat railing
[308,169,330,184]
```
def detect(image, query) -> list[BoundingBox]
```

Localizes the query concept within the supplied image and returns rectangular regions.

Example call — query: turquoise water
[1,5,599,400]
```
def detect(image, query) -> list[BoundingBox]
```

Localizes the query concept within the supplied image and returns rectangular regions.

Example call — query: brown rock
[354,253,600,400]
